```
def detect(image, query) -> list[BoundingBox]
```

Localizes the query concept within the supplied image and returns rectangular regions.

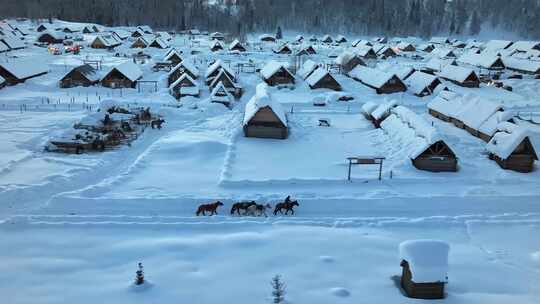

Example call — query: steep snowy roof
[379,64,414,80]
[243,83,287,127]
[483,40,513,52]
[456,96,504,130]
[170,60,199,78]
[335,50,362,66]
[205,60,233,78]
[260,61,291,80]
[305,67,333,86]
[508,41,539,52]
[438,65,476,83]
[355,45,375,57]
[458,52,504,69]
[348,66,397,89]
[169,73,197,89]
[405,71,439,95]
[478,110,515,137]
[425,58,456,72]
[298,60,319,79]
[0,59,48,79]
[229,39,245,50]
[399,240,449,283]
[107,61,142,81]
[486,123,539,160]
[431,48,455,58]
[371,100,398,120]
[210,81,234,101]
[503,57,540,73]
[427,91,463,117]
[164,49,182,62]
[0,35,24,49]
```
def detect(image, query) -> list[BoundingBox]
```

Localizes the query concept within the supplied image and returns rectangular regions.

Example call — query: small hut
[210,82,234,107]
[37,31,65,44]
[438,65,480,88]
[259,34,276,42]
[163,50,183,65]
[297,60,319,80]
[90,34,121,49]
[335,35,347,43]
[397,42,416,52]
[348,66,406,94]
[205,60,235,85]
[377,46,398,58]
[296,45,317,56]
[335,51,366,73]
[273,44,292,55]
[209,69,242,98]
[131,28,145,38]
[59,64,100,88]
[210,40,225,52]
[399,240,449,299]
[261,61,295,86]
[36,24,50,32]
[0,60,48,85]
[243,84,288,139]
[322,35,333,43]
[101,61,142,89]
[487,123,539,173]
[149,37,168,49]
[229,39,247,52]
[305,68,342,91]
[356,46,377,59]
[405,71,442,97]
[167,61,199,86]
[169,73,199,98]
[130,36,150,48]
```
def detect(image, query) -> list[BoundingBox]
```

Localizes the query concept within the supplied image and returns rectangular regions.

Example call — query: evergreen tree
[469,10,481,35]
[271,275,286,304]
[276,26,282,39]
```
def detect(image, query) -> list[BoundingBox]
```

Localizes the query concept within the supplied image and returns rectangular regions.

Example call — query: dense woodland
[1,0,540,39]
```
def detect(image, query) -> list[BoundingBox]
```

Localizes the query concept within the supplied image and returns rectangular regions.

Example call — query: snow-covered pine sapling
[271,275,286,304]
[135,262,145,285]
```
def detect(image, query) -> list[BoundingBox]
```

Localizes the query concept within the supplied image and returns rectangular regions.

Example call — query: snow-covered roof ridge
[0,59,48,79]
[297,59,319,79]
[399,239,450,283]
[109,61,142,82]
[305,67,330,86]
[243,83,287,127]
[348,66,397,88]
[260,60,292,80]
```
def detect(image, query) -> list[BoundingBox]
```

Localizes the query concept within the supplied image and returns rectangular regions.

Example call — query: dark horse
[196,201,224,216]
[247,203,272,217]
[151,118,165,129]
[230,201,256,215]
[273,200,299,215]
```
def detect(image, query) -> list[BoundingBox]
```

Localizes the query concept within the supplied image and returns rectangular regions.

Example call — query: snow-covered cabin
[429,37,450,45]
[0,59,48,85]
[379,64,416,80]
[62,25,80,33]
[348,66,406,94]
[369,100,398,127]
[431,48,457,59]
[438,65,479,88]
[457,52,505,70]
[210,32,225,41]
[168,61,199,86]
[355,45,377,59]
[210,40,225,52]
[399,240,449,299]
[376,46,397,58]
[229,39,246,52]
[335,51,366,73]
[259,34,276,42]
[163,49,183,65]
[427,91,462,122]
[419,44,435,53]
[37,31,66,44]
[397,42,416,52]
[273,44,292,54]
[352,39,372,47]
[503,57,540,75]
[260,61,295,86]
[0,35,25,50]
[305,68,342,91]
[508,41,540,53]
[90,34,121,49]
[205,60,234,83]
[59,64,100,88]
[296,45,317,56]
[322,35,333,43]
[111,29,130,40]
[483,40,513,53]
[36,23,51,32]
[137,25,153,34]
[101,61,142,89]
[486,122,539,173]
[169,73,199,98]
[148,37,168,49]
[156,31,172,41]
[209,69,242,98]
[210,82,234,107]
[130,35,151,48]
[297,60,319,80]
[243,83,288,139]
[405,71,442,97]
[335,35,347,43]
[131,28,145,38]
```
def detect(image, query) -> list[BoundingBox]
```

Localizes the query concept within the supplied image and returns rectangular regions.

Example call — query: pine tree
[271,275,286,304]
[276,26,283,40]
[135,262,145,285]
[469,10,481,35]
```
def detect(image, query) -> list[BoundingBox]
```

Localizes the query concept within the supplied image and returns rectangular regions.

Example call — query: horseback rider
[284,195,291,204]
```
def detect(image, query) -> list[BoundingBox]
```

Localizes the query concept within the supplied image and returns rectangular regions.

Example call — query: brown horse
[230,201,256,215]
[273,201,299,215]
[196,201,224,216]
[247,203,272,217]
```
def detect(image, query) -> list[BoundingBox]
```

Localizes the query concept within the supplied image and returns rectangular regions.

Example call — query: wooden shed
[209,69,242,98]
[169,73,200,98]
[210,40,224,52]
[0,60,48,85]
[335,51,365,73]
[399,240,449,299]
[229,39,246,52]
[305,68,342,91]
[101,61,142,89]
[130,36,149,48]
[90,34,121,49]
[243,84,288,140]
[405,71,442,97]
[261,61,295,86]
[487,123,539,173]
[37,31,65,44]
[296,45,316,56]
[348,66,406,94]
[168,61,199,86]
[412,141,458,172]
[438,65,480,88]
[163,50,183,65]
[322,35,333,43]
[273,44,292,55]
[205,60,235,85]
[59,64,99,88]
[397,42,416,52]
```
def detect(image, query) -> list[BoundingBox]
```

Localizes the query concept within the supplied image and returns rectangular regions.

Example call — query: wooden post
[378,158,383,181]
[347,159,352,181]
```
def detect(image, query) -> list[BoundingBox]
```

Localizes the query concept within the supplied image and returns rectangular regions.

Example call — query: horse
[246,203,272,217]
[273,200,299,215]
[151,118,165,129]
[230,201,256,215]
[196,201,224,216]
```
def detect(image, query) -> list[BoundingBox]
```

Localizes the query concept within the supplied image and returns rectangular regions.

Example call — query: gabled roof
[210,39,224,50]
[457,52,505,69]
[170,60,200,78]
[483,40,513,52]
[0,35,24,49]
[487,123,539,160]
[260,61,293,80]
[205,59,233,79]
[438,65,477,83]
[104,61,142,82]
[405,71,440,95]
[297,60,319,79]
[503,57,540,74]
[305,67,339,88]
[210,81,234,103]
[243,83,287,127]
[91,34,121,47]
[425,58,457,72]
[169,72,197,89]
[0,59,48,79]
[149,37,168,48]
[348,66,399,89]
[61,64,100,82]
[137,25,153,34]
[229,39,246,51]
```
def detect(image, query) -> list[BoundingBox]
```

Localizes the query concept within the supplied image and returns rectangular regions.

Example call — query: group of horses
[195,199,299,217]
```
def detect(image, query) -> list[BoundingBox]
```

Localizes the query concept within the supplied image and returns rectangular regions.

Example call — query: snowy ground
[1,19,539,303]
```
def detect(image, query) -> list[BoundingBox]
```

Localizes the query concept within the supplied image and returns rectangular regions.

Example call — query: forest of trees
[1,0,539,39]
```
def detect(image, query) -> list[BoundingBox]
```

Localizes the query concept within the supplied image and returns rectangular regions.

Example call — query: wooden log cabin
[348,66,406,94]
[243,83,288,139]
[0,60,48,85]
[305,68,342,91]
[101,61,142,89]
[487,122,539,173]
[261,61,295,86]
[59,64,100,88]
[399,240,449,299]
[412,141,458,172]
[438,65,480,88]
[335,51,366,74]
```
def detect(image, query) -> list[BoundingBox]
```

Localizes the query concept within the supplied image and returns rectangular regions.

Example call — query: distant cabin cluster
[0,18,538,174]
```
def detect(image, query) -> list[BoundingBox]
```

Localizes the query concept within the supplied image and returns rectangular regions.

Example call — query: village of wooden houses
[1,17,540,304]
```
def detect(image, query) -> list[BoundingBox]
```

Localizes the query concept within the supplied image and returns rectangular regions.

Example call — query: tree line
[1,0,539,39]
